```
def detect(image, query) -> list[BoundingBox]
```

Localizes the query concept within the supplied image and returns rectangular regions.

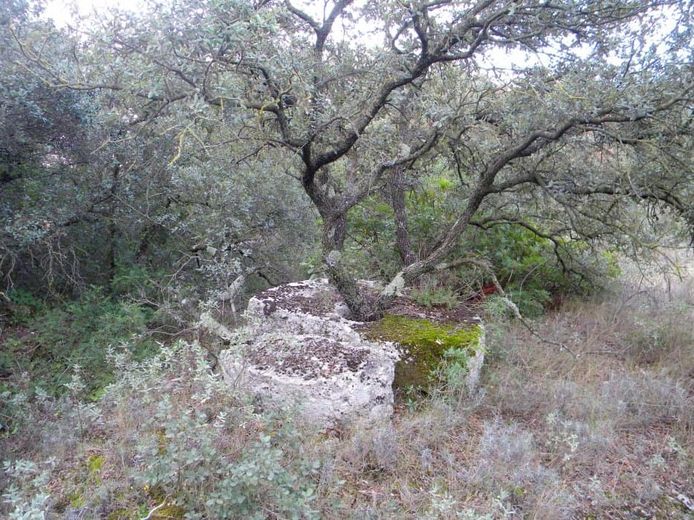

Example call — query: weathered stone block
[211,279,484,429]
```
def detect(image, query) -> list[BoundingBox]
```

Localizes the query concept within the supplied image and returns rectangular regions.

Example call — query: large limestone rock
[219,279,398,428]
[212,279,484,429]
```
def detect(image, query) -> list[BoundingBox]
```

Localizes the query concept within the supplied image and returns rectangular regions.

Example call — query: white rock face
[211,279,484,429]
[464,325,485,393]
[219,280,399,428]
[222,332,397,428]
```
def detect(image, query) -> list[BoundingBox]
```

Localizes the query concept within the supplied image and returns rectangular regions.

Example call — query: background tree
[1,1,102,293]
[1,1,317,310]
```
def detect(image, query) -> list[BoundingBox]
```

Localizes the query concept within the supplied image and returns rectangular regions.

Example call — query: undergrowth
[1,287,156,398]
[1,252,692,519]
[2,341,322,519]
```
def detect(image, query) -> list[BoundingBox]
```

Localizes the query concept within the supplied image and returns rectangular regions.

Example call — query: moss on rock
[364,314,482,392]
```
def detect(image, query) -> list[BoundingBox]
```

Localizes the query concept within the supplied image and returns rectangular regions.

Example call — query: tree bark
[106,163,121,287]
[321,213,380,321]
[389,166,417,267]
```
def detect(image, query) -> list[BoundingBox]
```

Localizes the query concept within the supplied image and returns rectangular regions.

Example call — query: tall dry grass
[321,249,693,518]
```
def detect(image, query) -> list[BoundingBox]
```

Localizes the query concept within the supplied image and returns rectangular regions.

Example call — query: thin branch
[141,501,166,520]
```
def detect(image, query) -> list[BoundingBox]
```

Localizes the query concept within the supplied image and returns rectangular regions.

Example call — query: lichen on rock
[382,273,405,296]
[217,279,399,429]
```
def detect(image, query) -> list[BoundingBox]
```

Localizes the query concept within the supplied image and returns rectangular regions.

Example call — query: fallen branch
[141,501,166,520]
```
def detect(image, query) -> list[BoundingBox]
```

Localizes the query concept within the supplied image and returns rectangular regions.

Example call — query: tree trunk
[106,163,120,288]
[389,166,417,266]
[321,213,382,321]
[377,185,488,306]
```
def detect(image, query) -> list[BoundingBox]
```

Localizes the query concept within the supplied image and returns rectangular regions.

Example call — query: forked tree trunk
[311,155,492,319]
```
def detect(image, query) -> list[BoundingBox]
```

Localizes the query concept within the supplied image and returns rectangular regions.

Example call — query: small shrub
[411,283,460,309]
[439,346,471,397]
[470,420,546,487]
[5,288,44,325]
[2,459,53,519]
[344,425,399,474]
[110,263,160,297]
[460,420,575,518]
[506,287,550,318]
[3,340,324,519]
[598,371,690,429]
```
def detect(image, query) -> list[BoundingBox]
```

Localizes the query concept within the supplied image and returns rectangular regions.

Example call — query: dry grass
[317,250,694,518]
[2,252,692,519]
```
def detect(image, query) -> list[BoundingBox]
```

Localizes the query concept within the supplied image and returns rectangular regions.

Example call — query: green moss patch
[364,314,482,392]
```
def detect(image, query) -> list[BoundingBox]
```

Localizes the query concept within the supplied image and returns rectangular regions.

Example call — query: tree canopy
[2,0,692,318]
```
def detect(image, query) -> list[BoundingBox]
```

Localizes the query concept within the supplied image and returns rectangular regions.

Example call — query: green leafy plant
[4,287,156,397]
[410,283,460,310]
[5,289,45,325]
[440,346,471,394]
[109,341,321,520]
[2,459,52,520]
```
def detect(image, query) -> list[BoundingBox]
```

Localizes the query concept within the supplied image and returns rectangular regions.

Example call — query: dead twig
[141,501,166,520]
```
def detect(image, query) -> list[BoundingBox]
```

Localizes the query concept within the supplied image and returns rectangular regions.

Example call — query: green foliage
[6,289,43,311]
[471,226,565,316]
[440,346,472,394]
[5,288,45,325]
[2,459,52,519]
[1,1,692,517]
[365,315,481,392]
[505,288,551,319]
[410,283,459,310]
[86,454,104,475]
[469,224,621,316]
[3,288,155,397]
[3,0,688,323]
[482,295,516,322]
[345,199,403,279]
[110,263,161,297]
[136,399,318,519]
[2,340,324,519]
[121,343,320,520]
[348,187,620,317]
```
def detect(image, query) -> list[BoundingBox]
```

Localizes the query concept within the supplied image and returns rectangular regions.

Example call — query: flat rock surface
[250,279,479,324]
[245,334,369,379]
[251,280,345,318]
